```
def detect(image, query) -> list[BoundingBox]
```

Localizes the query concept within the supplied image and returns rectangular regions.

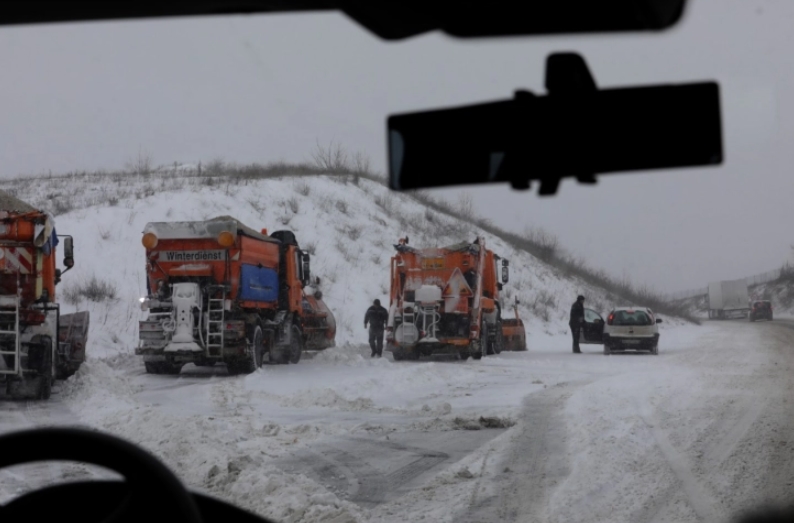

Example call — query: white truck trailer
[707,279,750,319]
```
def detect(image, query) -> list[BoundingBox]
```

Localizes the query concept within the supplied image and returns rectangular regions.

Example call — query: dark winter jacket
[569,300,585,326]
[365,305,389,331]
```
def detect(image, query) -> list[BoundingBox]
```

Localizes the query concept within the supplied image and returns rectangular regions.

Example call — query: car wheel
[651,344,659,355]
[603,342,611,356]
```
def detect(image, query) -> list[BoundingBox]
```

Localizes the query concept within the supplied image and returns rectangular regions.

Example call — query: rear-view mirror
[388,53,722,195]
[656,318,663,324]
[301,252,311,284]
[62,236,74,269]
[501,259,509,284]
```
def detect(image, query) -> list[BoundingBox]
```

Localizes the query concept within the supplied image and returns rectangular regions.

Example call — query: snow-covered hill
[4,170,686,359]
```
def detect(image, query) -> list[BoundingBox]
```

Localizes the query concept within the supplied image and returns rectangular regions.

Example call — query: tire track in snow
[634,394,765,523]
[455,382,579,523]
[637,402,723,523]
[276,437,452,508]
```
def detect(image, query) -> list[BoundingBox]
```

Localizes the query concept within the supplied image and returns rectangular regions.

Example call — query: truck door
[581,308,605,344]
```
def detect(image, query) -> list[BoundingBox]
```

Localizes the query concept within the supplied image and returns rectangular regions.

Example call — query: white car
[601,307,662,355]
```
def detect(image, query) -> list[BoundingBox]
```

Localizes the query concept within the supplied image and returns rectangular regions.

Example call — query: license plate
[622,339,640,345]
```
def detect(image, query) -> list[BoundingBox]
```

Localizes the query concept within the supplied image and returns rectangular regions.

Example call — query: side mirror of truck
[62,236,74,270]
[301,252,311,285]
[501,259,509,284]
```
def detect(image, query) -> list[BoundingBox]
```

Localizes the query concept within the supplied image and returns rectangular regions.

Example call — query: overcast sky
[1,0,792,293]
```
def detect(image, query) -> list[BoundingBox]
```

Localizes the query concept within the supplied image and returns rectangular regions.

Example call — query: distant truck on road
[707,279,750,319]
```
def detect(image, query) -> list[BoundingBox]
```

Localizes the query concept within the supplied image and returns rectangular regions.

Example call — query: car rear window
[753,301,770,309]
[612,310,652,326]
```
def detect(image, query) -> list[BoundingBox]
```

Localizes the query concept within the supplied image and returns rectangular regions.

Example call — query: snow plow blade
[501,319,527,351]
[57,311,89,379]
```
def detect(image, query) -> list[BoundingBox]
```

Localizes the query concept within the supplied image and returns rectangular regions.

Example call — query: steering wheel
[0,427,202,523]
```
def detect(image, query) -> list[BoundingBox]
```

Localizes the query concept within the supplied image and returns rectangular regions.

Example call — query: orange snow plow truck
[1,195,88,399]
[137,216,335,375]
[386,236,524,360]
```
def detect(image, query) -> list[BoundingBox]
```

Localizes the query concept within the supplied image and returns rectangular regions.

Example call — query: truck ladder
[206,287,226,357]
[0,295,21,376]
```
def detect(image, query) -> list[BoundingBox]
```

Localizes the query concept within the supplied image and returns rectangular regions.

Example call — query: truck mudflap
[56,310,89,379]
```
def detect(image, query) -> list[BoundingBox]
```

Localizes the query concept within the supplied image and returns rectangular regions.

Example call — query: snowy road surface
[2,320,793,523]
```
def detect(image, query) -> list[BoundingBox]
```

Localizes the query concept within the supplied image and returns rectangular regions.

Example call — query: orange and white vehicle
[1,197,88,399]
[386,236,520,360]
[137,216,335,375]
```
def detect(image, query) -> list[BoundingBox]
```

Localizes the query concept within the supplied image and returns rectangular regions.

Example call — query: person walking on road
[569,295,585,354]
[364,299,389,358]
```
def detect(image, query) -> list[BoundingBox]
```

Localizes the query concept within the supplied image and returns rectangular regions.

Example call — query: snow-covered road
[2,320,793,523]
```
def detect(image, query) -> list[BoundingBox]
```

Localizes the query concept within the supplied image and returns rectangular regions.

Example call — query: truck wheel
[492,324,503,355]
[392,350,405,361]
[145,362,182,375]
[35,338,53,400]
[161,363,183,375]
[230,325,264,375]
[483,322,491,357]
[252,326,265,368]
[288,325,303,364]
[471,339,483,360]
[459,350,471,361]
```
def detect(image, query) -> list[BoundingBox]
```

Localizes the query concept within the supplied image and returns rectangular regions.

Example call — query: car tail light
[607,313,614,325]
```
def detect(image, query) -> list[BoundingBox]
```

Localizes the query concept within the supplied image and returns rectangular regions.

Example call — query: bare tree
[311,140,349,173]
[126,147,153,175]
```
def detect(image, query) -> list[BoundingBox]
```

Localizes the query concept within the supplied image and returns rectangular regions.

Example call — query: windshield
[2,2,793,523]
[611,310,653,326]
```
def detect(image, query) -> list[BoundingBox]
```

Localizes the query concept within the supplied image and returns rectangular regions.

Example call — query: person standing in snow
[364,299,389,358]
[569,295,585,354]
